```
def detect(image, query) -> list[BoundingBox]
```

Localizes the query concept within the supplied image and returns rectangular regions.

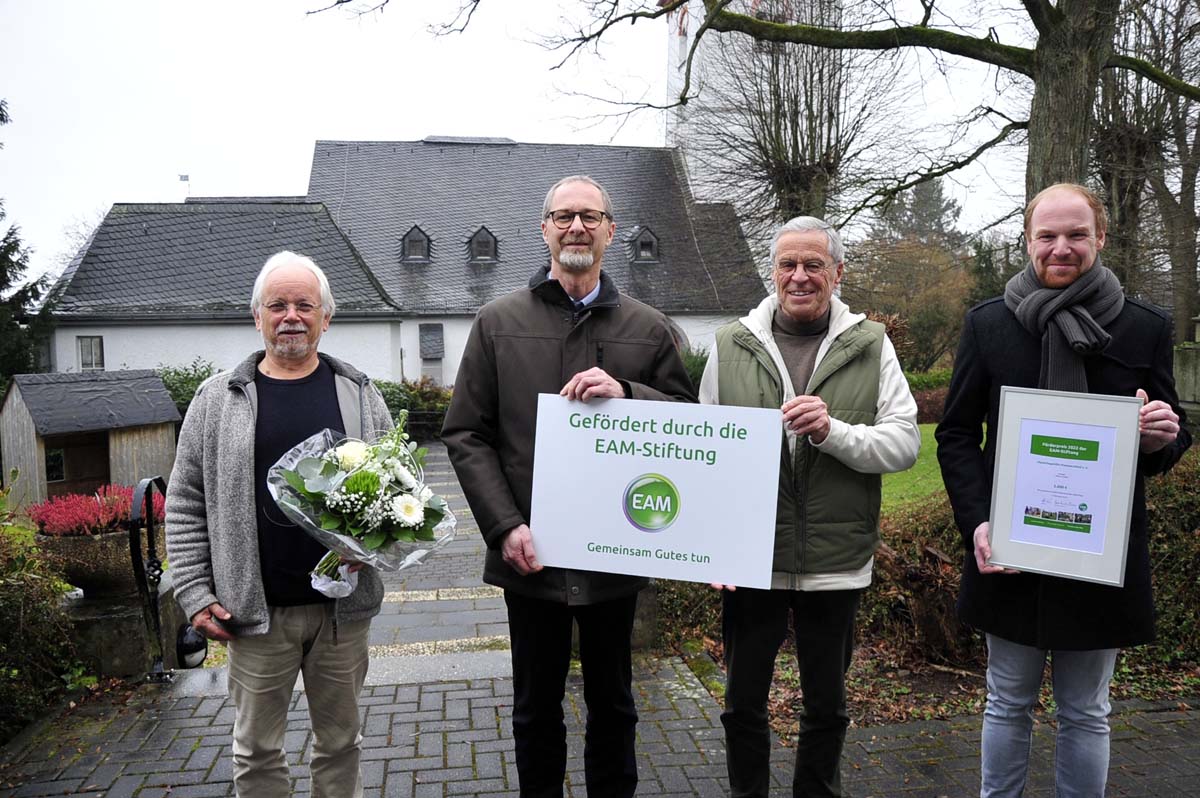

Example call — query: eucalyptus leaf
[296,458,326,479]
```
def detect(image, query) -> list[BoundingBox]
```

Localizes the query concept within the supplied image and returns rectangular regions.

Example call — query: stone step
[164,649,513,697]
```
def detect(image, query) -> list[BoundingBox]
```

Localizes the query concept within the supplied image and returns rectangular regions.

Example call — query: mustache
[275,323,308,334]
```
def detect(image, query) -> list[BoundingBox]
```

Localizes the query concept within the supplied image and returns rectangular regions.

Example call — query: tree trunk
[1025,0,1122,199]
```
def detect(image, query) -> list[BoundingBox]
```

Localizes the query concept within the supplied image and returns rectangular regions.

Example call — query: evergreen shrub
[0,476,78,745]
[374,378,453,440]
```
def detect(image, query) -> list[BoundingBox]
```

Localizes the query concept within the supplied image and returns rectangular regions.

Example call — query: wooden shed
[0,370,181,509]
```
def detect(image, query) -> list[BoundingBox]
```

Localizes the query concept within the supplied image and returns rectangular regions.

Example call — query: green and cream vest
[713,318,885,575]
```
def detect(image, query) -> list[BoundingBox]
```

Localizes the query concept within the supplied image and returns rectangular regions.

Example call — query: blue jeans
[981,634,1118,798]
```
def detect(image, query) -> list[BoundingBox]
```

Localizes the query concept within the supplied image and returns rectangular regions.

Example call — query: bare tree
[675,0,906,235]
[381,0,1200,204]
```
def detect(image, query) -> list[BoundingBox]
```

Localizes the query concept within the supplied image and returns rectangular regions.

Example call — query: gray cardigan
[166,351,393,636]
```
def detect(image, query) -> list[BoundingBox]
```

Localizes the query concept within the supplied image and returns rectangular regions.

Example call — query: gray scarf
[1003,259,1124,391]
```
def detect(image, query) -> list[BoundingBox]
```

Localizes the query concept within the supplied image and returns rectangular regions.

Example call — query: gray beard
[264,327,315,359]
[559,250,594,272]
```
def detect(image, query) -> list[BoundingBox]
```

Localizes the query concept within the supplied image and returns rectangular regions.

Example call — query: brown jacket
[443,266,697,604]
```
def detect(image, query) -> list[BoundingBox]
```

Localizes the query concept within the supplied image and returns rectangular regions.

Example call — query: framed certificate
[988,386,1141,586]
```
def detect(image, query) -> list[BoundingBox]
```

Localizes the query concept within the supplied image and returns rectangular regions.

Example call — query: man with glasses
[443,175,696,798]
[699,216,919,797]
[167,251,391,797]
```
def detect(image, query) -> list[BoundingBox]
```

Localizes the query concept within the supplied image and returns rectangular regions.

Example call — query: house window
[78,336,104,371]
[45,448,65,483]
[419,323,445,384]
[402,226,430,261]
[632,228,659,263]
[469,228,498,262]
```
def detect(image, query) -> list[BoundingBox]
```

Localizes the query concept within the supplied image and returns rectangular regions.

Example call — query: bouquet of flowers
[267,411,455,597]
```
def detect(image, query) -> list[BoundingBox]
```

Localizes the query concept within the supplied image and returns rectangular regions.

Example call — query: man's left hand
[1136,388,1180,454]
[782,395,831,444]
[561,368,624,402]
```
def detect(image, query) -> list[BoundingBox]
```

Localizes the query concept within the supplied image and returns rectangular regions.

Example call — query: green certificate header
[1030,434,1100,461]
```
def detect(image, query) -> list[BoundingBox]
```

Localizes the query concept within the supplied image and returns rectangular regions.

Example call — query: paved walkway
[2,444,1198,797]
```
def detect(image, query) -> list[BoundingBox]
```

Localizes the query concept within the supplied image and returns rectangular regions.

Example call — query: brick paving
[2,443,1198,797]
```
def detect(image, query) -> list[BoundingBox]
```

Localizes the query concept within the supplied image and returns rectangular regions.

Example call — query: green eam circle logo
[623,473,680,532]
[1078,503,1088,511]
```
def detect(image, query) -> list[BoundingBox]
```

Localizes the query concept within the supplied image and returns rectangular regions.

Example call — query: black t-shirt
[254,359,346,606]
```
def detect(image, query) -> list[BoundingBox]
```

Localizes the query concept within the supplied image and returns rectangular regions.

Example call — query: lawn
[880,423,944,512]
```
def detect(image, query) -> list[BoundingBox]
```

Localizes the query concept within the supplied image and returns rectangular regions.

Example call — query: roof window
[401,226,431,262]
[469,227,498,262]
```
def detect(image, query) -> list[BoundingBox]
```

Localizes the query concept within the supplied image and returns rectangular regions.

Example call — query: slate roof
[50,202,396,321]
[8,370,180,436]
[306,139,766,314]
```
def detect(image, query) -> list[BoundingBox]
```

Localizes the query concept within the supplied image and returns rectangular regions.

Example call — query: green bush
[905,369,953,391]
[1139,447,1200,666]
[655,578,722,651]
[157,357,217,417]
[374,377,453,441]
[0,474,79,745]
[679,345,708,394]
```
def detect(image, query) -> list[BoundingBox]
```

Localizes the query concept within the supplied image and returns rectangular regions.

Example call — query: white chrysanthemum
[335,440,370,470]
[391,494,425,527]
[391,461,417,490]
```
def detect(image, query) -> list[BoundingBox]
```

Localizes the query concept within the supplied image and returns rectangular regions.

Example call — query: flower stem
[314,551,342,578]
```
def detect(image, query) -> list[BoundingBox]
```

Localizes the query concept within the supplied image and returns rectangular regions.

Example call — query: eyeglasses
[545,209,611,230]
[775,260,830,277]
[263,301,322,317]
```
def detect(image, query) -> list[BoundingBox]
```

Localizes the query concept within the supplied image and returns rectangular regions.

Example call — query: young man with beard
[166,251,391,798]
[442,175,696,798]
[936,183,1191,797]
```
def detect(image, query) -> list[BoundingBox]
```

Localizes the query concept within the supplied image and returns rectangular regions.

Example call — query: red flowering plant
[28,485,165,537]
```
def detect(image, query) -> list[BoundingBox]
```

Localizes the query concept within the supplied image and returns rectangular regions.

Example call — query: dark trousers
[721,587,862,798]
[504,591,639,798]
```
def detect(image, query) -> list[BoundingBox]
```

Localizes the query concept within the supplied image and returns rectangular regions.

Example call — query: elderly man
[936,183,1191,797]
[442,175,695,798]
[166,251,391,798]
[700,216,920,798]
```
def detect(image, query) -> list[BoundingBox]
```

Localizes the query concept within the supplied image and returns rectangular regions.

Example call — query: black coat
[935,296,1191,650]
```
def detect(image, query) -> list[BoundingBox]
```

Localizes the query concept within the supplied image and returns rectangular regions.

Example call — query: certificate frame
[988,386,1141,587]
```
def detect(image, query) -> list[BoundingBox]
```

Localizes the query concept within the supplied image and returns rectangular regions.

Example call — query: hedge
[655,448,1200,671]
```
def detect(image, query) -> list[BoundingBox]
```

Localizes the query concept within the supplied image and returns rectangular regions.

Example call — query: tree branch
[1105,53,1200,102]
[1019,0,1059,37]
[840,119,1029,221]
[433,1,480,35]
[700,0,1036,77]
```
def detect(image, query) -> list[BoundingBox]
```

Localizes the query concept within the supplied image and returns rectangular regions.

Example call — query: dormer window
[632,227,659,263]
[402,226,430,262]
[469,227,498,262]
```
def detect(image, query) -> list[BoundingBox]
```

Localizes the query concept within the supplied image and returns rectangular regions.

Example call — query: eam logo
[623,473,680,532]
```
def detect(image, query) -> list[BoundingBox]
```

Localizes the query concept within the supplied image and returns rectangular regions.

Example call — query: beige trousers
[227,604,370,798]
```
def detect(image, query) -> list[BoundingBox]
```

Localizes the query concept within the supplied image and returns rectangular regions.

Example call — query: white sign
[989,387,1141,586]
[530,394,781,588]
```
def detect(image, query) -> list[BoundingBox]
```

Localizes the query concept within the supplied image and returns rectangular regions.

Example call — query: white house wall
[51,321,403,382]
[669,314,740,355]
[401,317,475,387]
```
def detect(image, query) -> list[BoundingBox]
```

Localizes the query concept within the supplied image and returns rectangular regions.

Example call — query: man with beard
[443,175,696,798]
[936,183,1191,797]
[166,251,391,798]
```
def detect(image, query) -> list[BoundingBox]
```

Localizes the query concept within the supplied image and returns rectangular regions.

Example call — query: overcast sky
[2,1,1026,286]
[0,0,668,282]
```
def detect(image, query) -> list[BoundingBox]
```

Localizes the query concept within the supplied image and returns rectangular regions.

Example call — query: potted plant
[30,485,166,599]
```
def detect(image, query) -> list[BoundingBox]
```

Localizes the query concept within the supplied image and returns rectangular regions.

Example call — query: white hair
[542,175,615,220]
[770,216,845,265]
[250,251,335,318]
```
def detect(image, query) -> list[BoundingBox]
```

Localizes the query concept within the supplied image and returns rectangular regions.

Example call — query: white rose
[335,440,370,470]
